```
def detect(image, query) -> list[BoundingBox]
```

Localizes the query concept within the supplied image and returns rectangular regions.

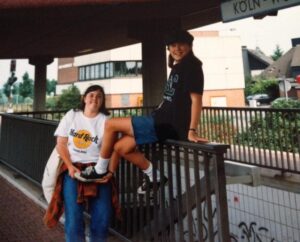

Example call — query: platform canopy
[0,0,221,59]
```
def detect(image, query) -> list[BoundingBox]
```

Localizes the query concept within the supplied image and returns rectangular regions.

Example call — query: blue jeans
[62,173,112,242]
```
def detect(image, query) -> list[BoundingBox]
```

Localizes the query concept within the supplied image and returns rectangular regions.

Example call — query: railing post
[213,151,230,242]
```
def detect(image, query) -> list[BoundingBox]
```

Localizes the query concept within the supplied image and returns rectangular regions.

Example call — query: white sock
[94,157,109,174]
[142,163,161,182]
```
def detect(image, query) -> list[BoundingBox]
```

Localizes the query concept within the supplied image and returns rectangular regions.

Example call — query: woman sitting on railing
[76,30,208,193]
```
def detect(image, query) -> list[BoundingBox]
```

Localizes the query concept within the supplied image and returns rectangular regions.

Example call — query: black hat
[165,30,194,45]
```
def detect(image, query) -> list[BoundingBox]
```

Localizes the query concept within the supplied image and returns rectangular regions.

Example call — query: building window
[79,67,85,81]
[137,61,142,75]
[105,62,113,78]
[86,66,91,80]
[114,61,141,77]
[90,65,96,79]
[78,60,142,81]
[94,64,100,79]
[99,63,105,79]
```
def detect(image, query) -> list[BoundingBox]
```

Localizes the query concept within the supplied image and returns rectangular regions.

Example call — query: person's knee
[114,142,123,155]
[104,119,113,131]
[114,141,133,156]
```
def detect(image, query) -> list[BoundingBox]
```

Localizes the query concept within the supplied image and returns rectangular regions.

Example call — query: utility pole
[7,59,18,112]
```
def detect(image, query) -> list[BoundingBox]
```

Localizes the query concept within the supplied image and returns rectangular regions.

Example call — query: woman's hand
[188,130,209,143]
[97,172,114,183]
[67,164,80,178]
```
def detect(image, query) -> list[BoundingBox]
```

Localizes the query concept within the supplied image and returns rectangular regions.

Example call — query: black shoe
[137,175,168,194]
[74,166,107,182]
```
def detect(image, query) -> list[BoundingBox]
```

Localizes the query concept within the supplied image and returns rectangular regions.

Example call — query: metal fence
[0,113,230,242]
[200,107,300,174]
[0,114,57,184]
[0,103,32,113]
[12,106,300,174]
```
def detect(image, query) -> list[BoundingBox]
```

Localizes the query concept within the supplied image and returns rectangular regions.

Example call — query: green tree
[3,82,11,97]
[47,79,57,95]
[56,85,81,110]
[0,91,8,104]
[46,96,58,110]
[271,45,284,61]
[19,72,34,98]
[244,76,253,98]
[249,78,279,99]
[3,82,18,98]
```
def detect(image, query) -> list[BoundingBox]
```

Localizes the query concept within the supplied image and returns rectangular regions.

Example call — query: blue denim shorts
[131,116,158,145]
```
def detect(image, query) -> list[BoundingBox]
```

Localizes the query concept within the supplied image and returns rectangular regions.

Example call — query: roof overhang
[0,0,221,59]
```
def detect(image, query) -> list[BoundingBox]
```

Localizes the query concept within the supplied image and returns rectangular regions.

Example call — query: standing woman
[78,30,208,193]
[44,85,118,242]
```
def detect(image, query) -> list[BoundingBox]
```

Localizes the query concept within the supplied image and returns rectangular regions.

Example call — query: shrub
[271,99,300,109]
[56,86,81,110]
[46,96,59,110]
[235,110,300,152]
[200,114,236,143]
[24,97,33,104]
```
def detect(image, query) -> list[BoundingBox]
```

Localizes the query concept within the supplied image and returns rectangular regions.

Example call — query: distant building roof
[248,47,273,66]
[291,46,300,67]
[262,45,300,79]
[242,46,273,78]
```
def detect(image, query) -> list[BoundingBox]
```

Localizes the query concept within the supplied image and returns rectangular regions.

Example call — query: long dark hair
[79,85,110,115]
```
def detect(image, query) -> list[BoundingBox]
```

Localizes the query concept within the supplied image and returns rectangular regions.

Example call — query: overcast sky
[0,5,299,88]
[195,5,300,56]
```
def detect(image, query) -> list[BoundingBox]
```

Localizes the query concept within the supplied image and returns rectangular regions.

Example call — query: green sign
[221,0,300,22]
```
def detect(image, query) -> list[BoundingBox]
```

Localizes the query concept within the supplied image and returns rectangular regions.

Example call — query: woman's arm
[188,92,209,143]
[56,136,80,178]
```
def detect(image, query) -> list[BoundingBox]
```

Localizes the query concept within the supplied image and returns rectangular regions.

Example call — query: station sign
[221,0,300,22]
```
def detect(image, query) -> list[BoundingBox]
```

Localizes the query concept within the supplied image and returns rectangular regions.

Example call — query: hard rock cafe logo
[70,129,99,149]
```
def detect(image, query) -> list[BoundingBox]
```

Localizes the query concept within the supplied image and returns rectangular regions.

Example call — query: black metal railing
[0,114,57,184]
[112,140,230,242]
[0,113,230,242]
[11,106,300,174]
[200,107,300,174]
[15,106,155,121]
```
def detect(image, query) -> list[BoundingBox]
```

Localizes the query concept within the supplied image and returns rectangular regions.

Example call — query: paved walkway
[0,165,123,242]
[0,175,65,242]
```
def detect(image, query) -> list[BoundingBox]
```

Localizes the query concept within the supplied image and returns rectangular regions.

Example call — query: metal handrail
[8,105,300,174]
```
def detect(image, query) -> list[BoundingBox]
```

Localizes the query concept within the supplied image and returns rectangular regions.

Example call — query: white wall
[193,36,245,91]
[74,43,142,66]
[56,77,142,95]
[60,34,245,96]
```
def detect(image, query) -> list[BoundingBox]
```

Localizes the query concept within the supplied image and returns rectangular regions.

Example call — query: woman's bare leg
[114,135,150,170]
[100,117,134,159]
[84,117,135,176]
[113,135,162,183]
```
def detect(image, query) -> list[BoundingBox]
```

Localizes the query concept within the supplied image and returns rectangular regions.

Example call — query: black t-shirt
[152,52,204,141]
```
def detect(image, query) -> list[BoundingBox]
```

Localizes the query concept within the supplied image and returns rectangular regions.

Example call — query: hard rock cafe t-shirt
[54,109,107,163]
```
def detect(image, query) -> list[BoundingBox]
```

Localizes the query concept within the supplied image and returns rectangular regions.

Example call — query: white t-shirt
[54,109,107,164]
